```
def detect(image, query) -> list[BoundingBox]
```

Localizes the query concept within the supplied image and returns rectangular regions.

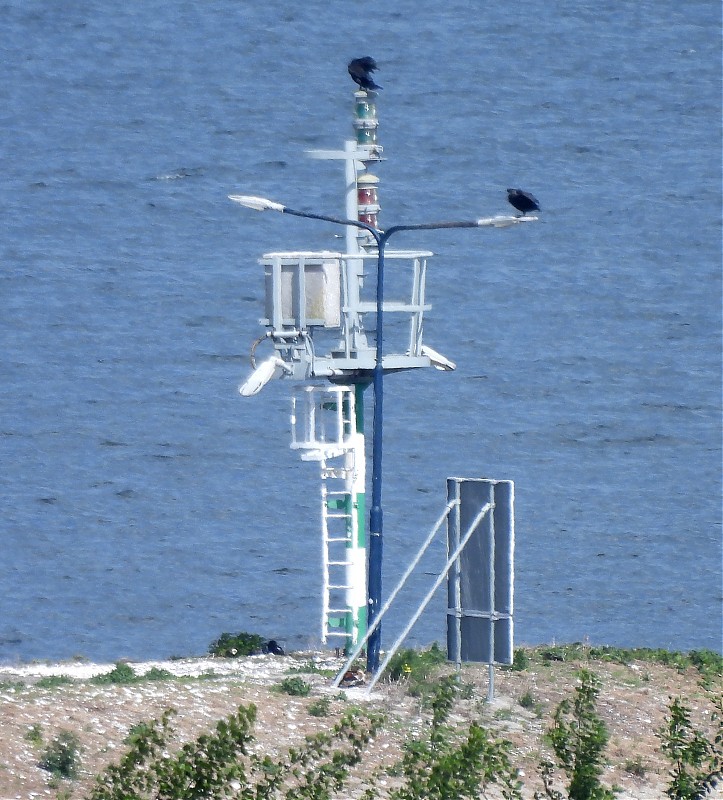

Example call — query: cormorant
[348,57,382,91]
[507,188,540,215]
[266,639,285,656]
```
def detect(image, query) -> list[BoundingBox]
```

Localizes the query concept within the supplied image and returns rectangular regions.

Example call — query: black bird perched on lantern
[348,57,382,91]
[507,188,540,216]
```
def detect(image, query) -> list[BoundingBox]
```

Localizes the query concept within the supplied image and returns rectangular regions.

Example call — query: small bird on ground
[266,640,285,656]
[348,57,382,91]
[506,188,540,216]
[339,668,365,687]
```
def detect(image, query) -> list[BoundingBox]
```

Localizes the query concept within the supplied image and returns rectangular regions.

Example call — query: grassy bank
[0,644,720,799]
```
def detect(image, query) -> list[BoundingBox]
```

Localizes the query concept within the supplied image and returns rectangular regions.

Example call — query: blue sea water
[1,0,721,663]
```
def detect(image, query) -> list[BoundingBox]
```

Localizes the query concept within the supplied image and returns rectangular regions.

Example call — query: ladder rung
[320,436,356,641]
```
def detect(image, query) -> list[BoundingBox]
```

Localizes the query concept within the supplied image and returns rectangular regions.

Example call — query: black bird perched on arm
[348,56,382,91]
[507,188,540,216]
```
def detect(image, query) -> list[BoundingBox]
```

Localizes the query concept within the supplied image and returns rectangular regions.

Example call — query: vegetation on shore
[5,642,721,799]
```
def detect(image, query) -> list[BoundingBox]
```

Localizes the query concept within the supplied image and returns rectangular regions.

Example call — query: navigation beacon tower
[237,85,453,654]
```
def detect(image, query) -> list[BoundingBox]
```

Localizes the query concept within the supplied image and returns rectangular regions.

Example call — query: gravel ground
[0,649,719,799]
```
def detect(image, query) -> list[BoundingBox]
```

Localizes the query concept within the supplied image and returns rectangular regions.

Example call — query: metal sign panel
[446,478,514,665]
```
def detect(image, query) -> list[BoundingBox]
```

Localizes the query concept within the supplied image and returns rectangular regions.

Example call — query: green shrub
[36,675,74,689]
[657,693,723,799]
[287,660,335,677]
[538,669,615,800]
[208,631,266,657]
[25,723,43,745]
[91,662,137,685]
[587,646,691,673]
[688,650,723,685]
[519,690,541,716]
[527,644,722,684]
[278,676,311,696]
[39,730,81,779]
[0,680,25,691]
[510,648,531,671]
[123,720,158,746]
[624,756,647,778]
[374,677,522,800]
[90,663,174,685]
[540,646,569,663]
[308,697,332,717]
[142,666,173,681]
[88,703,383,800]
[457,680,475,700]
[384,642,447,684]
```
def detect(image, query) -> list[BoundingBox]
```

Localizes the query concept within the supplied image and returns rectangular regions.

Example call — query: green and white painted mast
[342,384,367,649]
[293,381,367,654]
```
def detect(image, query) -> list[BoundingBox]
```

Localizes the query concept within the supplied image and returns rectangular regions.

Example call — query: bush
[123,720,158,746]
[624,756,647,778]
[208,631,265,658]
[92,663,137,685]
[39,730,81,779]
[526,644,722,685]
[538,669,615,800]
[374,677,522,800]
[287,660,335,677]
[657,693,723,799]
[384,642,447,692]
[688,650,723,685]
[142,666,173,681]
[25,723,43,745]
[511,648,531,671]
[88,704,383,800]
[36,675,74,689]
[308,697,332,717]
[519,690,539,713]
[278,676,311,696]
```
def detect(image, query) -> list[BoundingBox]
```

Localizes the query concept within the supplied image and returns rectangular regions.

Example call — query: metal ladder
[292,384,365,649]
[319,451,356,641]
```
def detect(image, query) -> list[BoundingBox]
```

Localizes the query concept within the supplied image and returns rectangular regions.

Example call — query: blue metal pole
[366,224,481,674]
[367,231,388,673]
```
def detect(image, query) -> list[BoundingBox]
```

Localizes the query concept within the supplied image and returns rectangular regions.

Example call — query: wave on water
[152,167,204,181]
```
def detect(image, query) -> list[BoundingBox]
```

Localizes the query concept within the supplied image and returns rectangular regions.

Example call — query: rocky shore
[0,647,719,799]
